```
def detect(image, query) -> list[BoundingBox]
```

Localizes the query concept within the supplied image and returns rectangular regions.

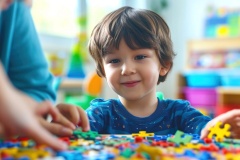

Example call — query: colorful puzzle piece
[132,131,154,138]
[73,128,99,140]
[136,143,162,160]
[167,130,192,145]
[208,121,231,142]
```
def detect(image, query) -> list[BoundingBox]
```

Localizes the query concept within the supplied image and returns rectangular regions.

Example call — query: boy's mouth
[121,80,140,87]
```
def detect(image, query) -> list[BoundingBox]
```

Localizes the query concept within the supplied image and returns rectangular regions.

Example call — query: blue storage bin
[184,71,221,87]
[221,75,240,86]
[219,69,240,86]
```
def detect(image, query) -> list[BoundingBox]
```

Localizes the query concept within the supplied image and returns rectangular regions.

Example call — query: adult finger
[37,102,76,130]
[35,101,59,121]
[0,123,6,139]
[39,117,73,136]
[56,103,80,125]
[23,122,68,151]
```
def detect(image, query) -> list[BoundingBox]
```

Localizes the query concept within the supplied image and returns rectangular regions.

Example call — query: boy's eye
[135,55,146,60]
[109,59,120,64]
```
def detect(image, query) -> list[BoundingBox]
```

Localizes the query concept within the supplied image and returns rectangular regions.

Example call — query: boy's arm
[86,106,105,133]
[172,100,211,134]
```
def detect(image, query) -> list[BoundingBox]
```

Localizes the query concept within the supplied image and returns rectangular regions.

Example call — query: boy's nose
[121,62,136,75]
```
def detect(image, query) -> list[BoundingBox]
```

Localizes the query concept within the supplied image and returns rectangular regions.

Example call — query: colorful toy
[66,8,88,78]
[73,128,99,140]
[156,91,164,100]
[207,121,231,142]
[47,52,67,76]
[167,130,192,145]
[132,131,154,138]
[204,7,240,38]
[1,122,239,160]
[66,43,86,78]
[136,143,162,160]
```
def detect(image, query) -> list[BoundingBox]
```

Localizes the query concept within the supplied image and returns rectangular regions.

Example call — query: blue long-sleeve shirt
[0,1,56,102]
[86,98,211,135]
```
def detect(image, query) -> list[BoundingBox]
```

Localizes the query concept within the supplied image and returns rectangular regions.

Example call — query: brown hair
[88,6,175,84]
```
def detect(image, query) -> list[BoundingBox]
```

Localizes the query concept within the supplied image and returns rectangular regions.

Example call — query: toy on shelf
[46,51,67,77]
[0,122,238,159]
[204,7,240,38]
[66,44,86,78]
[225,50,240,68]
[66,4,87,79]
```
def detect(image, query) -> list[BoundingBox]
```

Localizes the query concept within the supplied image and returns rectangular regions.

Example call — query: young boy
[86,6,240,138]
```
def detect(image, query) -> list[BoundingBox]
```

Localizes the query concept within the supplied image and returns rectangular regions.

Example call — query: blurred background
[31,0,240,117]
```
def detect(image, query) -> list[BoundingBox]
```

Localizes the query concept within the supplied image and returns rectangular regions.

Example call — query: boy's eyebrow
[102,52,114,59]
[102,49,114,57]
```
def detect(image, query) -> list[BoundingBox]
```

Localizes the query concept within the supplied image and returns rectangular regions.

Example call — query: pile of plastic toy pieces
[1,122,240,160]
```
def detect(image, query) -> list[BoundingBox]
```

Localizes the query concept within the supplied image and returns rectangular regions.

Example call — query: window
[31,0,79,38]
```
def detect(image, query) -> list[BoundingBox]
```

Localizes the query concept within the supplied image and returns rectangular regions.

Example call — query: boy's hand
[55,103,90,132]
[38,108,76,136]
[201,109,240,139]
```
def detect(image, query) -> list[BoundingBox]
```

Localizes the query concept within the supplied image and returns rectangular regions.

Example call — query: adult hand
[0,89,68,150]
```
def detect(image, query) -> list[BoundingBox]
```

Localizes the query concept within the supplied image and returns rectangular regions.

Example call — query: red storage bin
[215,104,240,116]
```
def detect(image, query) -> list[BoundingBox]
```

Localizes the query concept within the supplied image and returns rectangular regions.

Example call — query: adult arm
[0,1,55,102]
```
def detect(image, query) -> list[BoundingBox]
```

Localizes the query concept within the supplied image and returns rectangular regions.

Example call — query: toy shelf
[56,78,84,103]
[217,87,240,95]
[59,78,84,89]
[187,37,240,52]
[217,87,240,106]
[186,37,240,69]
[178,37,240,116]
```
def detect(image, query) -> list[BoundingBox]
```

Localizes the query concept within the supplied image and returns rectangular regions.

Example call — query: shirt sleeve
[86,98,111,133]
[179,101,211,134]
[0,1,56,102]
[86,106,105,133]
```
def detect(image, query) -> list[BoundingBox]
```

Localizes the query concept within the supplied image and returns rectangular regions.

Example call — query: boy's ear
[159,68,168,76]
[159,63,171,76]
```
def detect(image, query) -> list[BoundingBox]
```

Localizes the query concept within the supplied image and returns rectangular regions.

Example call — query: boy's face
[102,39,168,101]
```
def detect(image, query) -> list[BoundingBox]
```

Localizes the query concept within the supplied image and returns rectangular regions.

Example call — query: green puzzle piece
[167,130,192,145]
